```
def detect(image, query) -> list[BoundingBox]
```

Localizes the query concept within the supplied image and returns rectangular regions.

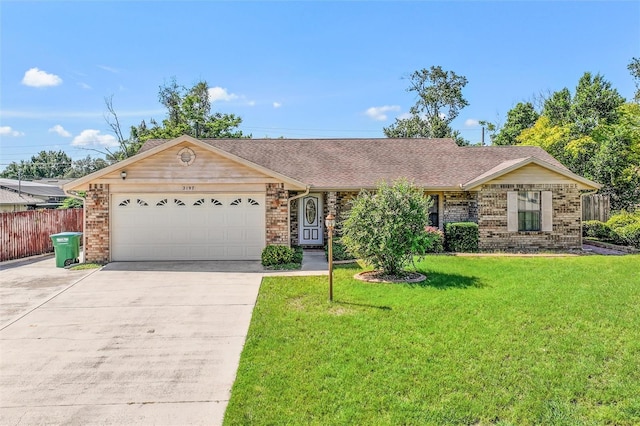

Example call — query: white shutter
[541,191,553,232]
[507,191,518,232]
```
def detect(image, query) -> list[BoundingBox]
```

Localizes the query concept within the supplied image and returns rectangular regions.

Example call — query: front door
[299,194,323,245]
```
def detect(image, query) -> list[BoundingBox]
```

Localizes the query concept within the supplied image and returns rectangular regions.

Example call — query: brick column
[85,184,110,263]
[265,183,289,245]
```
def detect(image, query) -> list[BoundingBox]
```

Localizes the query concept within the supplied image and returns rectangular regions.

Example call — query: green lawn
[224,255,640,426]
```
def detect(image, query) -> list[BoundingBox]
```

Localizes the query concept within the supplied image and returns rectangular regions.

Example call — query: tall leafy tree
[570,72,625,134]
[627,57,640,103]
[133,78,246,143]
[103,79,247,161]
[1,151,73,179]
[542,88,572,126]
[384,66,470,146]
[65,156,110,178]
[493,102,539,145]
[589,103,640,210]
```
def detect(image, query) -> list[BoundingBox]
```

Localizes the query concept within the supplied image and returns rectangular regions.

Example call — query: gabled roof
[65,135,308,191]
[461,157,602,190]
[140,137,598,190]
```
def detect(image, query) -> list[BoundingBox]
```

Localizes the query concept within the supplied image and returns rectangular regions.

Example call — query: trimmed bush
[291,245,303,264]
[607,210,640,230]
[261,245,296,266]
[616,223,640,249]
[414,226,445,254]
[582,220,613,239]
[325,240,354,261]
[444,222,479,253]
[341,179,432,276]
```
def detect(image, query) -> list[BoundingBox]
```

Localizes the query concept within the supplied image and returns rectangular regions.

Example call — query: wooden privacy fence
[0,209,83,262]
[582,194,610,222]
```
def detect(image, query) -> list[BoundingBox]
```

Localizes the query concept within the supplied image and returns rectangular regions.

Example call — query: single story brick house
[64,135,601,263]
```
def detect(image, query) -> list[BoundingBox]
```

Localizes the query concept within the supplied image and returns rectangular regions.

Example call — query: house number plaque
[182,186,195,191]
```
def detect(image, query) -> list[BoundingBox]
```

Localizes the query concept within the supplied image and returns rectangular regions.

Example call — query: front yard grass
[224,255,640,426]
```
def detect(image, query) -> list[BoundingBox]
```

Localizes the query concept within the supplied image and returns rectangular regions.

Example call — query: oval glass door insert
[305,198,317,225]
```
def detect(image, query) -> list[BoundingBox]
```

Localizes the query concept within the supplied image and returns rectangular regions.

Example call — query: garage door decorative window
[248,198,260,206]
[137,199,148,206]
[119,199,130,207]
[174,199,185,206]
[231,198,242,206]
[212,199,223,206]
[156,199,168,207]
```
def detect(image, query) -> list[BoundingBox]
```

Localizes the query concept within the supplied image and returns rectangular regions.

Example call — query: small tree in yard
[341,179,432,277]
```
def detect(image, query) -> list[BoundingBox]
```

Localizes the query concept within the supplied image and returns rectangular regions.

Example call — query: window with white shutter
[507,191,553,232]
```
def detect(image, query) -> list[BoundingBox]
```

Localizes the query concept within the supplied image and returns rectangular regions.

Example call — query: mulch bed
[354,270,426,283]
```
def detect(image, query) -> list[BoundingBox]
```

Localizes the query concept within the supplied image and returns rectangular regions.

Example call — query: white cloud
[78,82,92,90]
[397,112,413,120]
[273,102,282,108]
[22,67,63,87]
[208,86,239,102]
[247,100,256,107]
[365,105,401,121]
[98,65,120,74]
[48,124,72,137]
[0,126,24,136]
[465,118,480,127]
[71,129,118,148]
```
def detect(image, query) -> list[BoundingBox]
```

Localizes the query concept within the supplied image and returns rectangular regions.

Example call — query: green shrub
[325,240,354,261]
[444,222,479,253]
[291,245,303,264]
[341,179,432,276]
[413,226,445,254]
[607,210,640,230]
[616,223,640,249]
[582,220,613,239]
[261,245,296,266]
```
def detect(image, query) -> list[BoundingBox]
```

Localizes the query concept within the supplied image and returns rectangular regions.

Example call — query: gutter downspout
[64,189,87,262]
[287,186,310,248]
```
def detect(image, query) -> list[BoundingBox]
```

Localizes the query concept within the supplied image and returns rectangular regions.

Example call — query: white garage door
[111,194,265,261]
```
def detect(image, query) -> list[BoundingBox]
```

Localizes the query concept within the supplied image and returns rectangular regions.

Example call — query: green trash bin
[50,232,82,268]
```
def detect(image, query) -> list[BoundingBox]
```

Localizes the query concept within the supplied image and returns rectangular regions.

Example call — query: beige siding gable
[488,163,577,185]
[101,142,276,183]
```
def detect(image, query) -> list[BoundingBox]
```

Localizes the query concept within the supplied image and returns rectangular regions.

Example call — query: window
[507,191,553,232]
[518,192,541,231]
[428,194,439,228]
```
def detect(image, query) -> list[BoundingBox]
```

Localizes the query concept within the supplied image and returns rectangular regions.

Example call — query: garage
[111,193,265,261]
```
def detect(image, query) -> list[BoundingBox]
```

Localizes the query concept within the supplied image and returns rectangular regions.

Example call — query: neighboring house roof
[0,188,42,206]
[0,179,67,198]
[140,137,597,190]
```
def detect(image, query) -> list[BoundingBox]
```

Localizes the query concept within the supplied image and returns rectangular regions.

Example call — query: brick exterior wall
[85,184,110,263]
[265,183,289,246]
[443,191,478,223]
[477,183,582,251]
[288,193,299,247]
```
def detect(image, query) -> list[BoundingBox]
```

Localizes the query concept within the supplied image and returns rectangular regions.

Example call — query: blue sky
[1,1,639,165]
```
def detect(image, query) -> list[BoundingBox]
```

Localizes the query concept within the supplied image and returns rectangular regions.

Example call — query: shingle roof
[0,188,43,205]
[0,179,67,198]
[140,138,573,189]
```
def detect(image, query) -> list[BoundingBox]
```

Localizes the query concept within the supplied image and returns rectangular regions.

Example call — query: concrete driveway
[0,257,264,425]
